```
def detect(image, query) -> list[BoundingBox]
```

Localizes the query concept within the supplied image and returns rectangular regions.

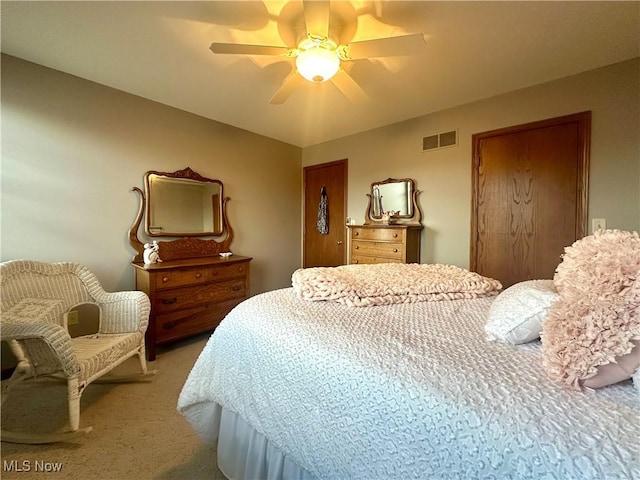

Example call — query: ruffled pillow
[485,280,558,345]
[541,229,640,390]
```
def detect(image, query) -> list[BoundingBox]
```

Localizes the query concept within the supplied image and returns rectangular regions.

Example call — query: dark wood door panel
[472,112,590,287]
[303,159,347,267]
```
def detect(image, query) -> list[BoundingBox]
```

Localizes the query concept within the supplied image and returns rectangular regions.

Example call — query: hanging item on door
[317,186,329,234]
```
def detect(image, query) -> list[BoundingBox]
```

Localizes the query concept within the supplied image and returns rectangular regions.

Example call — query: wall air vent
[422,130,458,152]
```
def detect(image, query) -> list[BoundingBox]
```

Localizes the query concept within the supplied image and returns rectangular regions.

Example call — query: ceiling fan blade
[372,1,385,18]
[330,69,367,104]
[341,33,426,60]
[269,70,305,104]
[210,43,291,56]
[303,0,330,38]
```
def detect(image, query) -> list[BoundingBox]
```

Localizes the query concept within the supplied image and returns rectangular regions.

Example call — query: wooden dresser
[132,255,251,360]
[348,225,422,264]
[127,167,254,361]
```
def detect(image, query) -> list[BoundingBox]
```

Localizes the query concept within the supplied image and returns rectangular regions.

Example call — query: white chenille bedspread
[178,288,640,479]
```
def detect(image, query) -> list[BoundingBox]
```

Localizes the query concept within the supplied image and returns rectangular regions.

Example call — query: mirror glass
[370,178,414,218]
[145,170,223,236]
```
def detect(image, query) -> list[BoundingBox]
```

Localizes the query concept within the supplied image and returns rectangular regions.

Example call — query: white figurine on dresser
[143,241,162,265]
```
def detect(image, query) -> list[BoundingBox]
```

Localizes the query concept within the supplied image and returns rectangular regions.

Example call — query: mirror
[365,178,422,225]
[128,167,234,263]
[145,168,224,236]
[370,179,414,218]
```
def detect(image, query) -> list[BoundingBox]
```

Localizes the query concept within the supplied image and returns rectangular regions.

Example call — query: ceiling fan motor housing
[295,35,340,83]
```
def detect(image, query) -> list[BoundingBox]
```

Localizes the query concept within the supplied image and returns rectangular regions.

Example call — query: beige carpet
[1,332,228,480]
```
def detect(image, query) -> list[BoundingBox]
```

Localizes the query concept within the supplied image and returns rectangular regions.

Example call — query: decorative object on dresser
[129,167,252,361]
[348,177,423,264]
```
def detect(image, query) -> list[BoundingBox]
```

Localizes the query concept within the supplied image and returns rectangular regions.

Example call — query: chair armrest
[94,291,150,335]
[1,322,79,377]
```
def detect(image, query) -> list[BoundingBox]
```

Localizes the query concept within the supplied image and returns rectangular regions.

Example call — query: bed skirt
[209,403,318,480]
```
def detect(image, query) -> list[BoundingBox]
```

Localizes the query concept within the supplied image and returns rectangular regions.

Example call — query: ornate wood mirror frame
[364,177,422,225]
[128,167,234,262]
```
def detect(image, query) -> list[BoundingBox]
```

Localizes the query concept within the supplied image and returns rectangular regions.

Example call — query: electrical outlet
[66,310,79,326]
[592,218,606,232]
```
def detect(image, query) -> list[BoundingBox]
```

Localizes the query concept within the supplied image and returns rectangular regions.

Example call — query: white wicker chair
[0,259,155,444]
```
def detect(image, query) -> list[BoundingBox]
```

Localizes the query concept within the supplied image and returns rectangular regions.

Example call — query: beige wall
[1,54,303,294]
[2,55,639,295]
[303,58,640,268]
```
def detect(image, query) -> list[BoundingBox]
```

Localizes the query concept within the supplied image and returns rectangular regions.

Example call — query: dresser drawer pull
[161,297,177,305]
[231,285,242,291]
[393,248,398,253]
[195,272,202,279]
[393,233,398,238]
[163,321,178,330]
[162,277,169,283]
[354,260,360,264]
[355,245,359,250]
[211,270,219,276]
[237,267,244,272]
[354,231,359,236]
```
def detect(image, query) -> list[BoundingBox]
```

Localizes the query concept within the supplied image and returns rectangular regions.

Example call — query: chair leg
[67,377,82,432]
[138,345,148,374]
[92,346,157,384]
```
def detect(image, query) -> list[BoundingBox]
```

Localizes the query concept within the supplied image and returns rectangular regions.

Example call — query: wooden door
[303,159,347,267]
[471,112,590,287]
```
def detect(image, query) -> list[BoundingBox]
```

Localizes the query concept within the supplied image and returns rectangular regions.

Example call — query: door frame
[303,159,348,267]
[470,111,591,272]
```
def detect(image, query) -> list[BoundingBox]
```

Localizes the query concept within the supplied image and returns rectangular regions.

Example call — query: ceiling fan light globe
[296,46,340,83]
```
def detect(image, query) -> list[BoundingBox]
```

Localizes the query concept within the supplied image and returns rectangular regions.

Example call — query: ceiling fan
[209,0,426,104]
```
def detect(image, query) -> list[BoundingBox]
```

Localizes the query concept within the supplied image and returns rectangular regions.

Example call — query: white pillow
[485,280,558,345]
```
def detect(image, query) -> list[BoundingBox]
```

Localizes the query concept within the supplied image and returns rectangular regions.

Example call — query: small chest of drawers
[348,225,421,264]
[132,255,251,360]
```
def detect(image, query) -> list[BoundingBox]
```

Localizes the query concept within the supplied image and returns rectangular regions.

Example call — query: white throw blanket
[292,263,502,306]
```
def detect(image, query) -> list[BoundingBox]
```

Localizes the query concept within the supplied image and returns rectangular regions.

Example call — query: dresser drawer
[207,262,249,282]
[154,278,247,314]
[351,240,404,260]
[154,298,243,343]
[350,255,401,265]
[350,227,405,242]
[155,267,210,290]
[155,262,249,290]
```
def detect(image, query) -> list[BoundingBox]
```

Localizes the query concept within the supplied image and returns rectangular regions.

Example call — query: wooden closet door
[471,112,590,287]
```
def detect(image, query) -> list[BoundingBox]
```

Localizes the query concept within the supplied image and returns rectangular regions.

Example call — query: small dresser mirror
[364,178,422,225]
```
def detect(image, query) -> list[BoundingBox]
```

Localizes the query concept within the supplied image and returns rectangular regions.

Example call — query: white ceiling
[1,1,638,148]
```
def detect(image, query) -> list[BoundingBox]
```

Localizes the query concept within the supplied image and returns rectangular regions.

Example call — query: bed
[178,260,639,479]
